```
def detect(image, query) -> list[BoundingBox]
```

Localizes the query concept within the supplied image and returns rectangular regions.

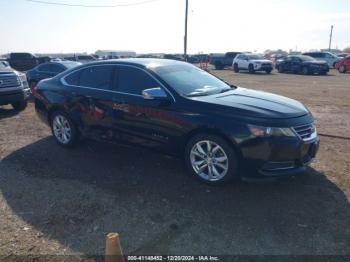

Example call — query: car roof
[76,58,189,69]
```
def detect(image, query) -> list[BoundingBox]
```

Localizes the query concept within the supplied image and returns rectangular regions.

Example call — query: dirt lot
[0,68,350,260]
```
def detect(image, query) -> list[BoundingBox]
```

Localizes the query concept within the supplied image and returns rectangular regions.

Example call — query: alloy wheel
[190,140,229,182]
[52,115,72,144]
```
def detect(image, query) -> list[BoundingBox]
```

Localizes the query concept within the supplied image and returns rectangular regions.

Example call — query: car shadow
[1,137,350,257]
[0,106,21,119]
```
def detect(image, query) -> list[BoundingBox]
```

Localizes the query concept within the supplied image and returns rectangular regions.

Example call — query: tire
[50,110,79,148]
[339,65,347,73]
[215,62,224,70]
[277,65,284,73]
[265,69,272,74]
[302,66,309,75]
[233,63,239,73]
[248,64,255,74]
[11,100,27,111]
[185,134,239,185]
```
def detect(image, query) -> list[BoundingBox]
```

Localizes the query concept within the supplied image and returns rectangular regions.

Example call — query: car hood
[192,87,309,119]
[0,68,16,74]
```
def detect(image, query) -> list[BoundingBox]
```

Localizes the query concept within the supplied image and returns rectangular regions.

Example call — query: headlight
[248,125,296,137]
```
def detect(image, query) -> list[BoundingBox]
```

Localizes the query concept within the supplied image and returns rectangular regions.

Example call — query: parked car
[233,53,273,74]
[338,53,349,58]
[210,52,241,70]
[8,52,38,71]
[65,55,97,64]
[26,61,81,88]
[0,62,30,110]
[302,51,341,68]
[276,55,329,75]
[335,56,350,73]
[33,59,319,185]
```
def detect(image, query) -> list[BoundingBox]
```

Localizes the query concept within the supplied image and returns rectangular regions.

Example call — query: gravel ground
[0,68,349,261]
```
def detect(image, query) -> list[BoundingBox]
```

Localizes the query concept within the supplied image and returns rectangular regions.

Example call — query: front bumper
[0,88,31,105]
[255,64,273,71]
[239,135,320,178]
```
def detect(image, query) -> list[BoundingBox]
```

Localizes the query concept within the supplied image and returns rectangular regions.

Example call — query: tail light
[31,86,38,97]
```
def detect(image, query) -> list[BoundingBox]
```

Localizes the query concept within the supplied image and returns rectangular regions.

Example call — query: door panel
[110,66,184,150]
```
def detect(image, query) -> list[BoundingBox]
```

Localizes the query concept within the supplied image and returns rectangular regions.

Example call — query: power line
[25,0,160,8]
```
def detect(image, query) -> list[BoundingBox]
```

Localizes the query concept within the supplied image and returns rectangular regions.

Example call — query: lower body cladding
[255,65,273,72]
[0,88,31,106]
[238,135,320,178]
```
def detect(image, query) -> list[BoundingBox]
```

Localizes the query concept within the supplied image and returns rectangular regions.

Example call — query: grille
[293,123,316,141]
[0,75,20,88]
[262,63,272,67]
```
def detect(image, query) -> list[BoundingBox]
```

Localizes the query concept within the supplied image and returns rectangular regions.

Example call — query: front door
[110,65,180,150]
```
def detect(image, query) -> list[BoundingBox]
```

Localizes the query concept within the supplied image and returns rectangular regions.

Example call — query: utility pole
[329,25,334,51]
[184,0,189,61]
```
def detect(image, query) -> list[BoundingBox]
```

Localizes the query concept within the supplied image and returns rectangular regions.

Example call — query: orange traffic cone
[105,232,125,262]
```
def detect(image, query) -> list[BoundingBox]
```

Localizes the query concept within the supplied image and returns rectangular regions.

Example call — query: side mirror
[142,87,169,101]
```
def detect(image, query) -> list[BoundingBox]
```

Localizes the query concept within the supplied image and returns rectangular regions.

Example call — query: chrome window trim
[60,63,176,102]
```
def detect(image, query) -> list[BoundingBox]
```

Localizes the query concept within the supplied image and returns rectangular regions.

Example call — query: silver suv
[0,63,30,110]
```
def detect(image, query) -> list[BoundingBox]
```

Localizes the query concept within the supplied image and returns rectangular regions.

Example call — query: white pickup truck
[233,53,273,74]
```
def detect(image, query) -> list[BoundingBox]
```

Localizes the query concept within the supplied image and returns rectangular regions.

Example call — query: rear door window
[79,66,114,90]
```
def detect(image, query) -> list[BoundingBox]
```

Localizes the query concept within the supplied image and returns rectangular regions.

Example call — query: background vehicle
[338,53,349,58]
[26,61,81,88]
[335,56,350,73]
[302,51,341,68]
[8,52,38,71]
[276,55,329,75]
[33,59,319,185]
[210,52,241,70]
[0,62,30,110]
[65,55,97,64]
[233,53,273,74]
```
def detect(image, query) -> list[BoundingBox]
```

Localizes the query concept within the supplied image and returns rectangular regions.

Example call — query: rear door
[110,65,177,150]
[63,65,116,140]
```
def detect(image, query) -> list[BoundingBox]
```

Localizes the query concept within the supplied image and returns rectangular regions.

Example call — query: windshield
[299,55,316,62]
[152,64,233,97]
[0,62,9,69]
[247,54,265,60]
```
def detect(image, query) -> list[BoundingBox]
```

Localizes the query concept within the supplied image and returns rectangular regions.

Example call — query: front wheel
[265,69,272,74]
[233,63,239,73]
[12,100,27,111]
[185,134,239,185]
[51,111,79,147]
[248,64,255,74]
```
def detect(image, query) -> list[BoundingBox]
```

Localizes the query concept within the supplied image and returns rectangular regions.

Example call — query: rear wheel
[339,65,347,73]
[233,63,239,73]
[50,111,79,147]
[215,62,224,70]
[265,69,272,74]
[248,64,255,74]
[11,100,27,111]
[302,66,309,75]
[185,134,239,185]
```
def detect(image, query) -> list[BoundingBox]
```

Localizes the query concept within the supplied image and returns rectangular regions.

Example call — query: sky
[1,0,350,55]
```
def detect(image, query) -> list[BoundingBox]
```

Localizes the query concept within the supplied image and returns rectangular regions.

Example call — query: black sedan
[33,59,319,185]
[26,61,81,88]
[276,55,329,75]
